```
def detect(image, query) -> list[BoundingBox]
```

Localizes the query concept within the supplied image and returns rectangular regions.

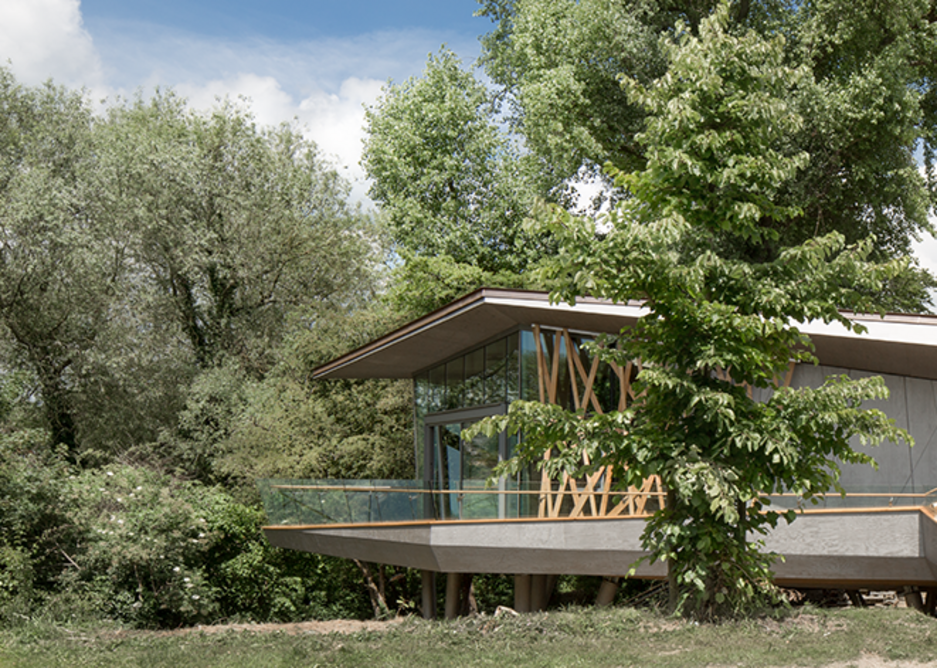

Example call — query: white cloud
[0,1,477,206]
[175,73,297,128]
[173,73,384,204]
[297,77,385,201]
[913,231,937,276]
[0,0,103,88]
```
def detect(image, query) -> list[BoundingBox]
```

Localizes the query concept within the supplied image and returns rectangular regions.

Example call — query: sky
[0,0,483,202]
[2,0,937,283]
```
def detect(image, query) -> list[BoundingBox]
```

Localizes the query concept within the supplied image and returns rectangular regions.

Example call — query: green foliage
[363,49,549,275]
[386,253,537,317]
[621,7,808,243]
[100,91,377,374]
[476,0,937,308]
[470,6,913,619]
[0,67,385,459]
[156,361,251,485]
[217,307,416,493]
[0,442,375,628]
[0,429,66,614]
[363,50,556,312]
[0,69,414,627]
[478,0,666,179]
[58,466,223,626]
[0,70,118,457]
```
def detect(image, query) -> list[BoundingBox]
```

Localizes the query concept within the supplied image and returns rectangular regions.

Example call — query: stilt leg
[531,574,547,611]
[421,570,436,619]
[445,573,461,620]
[904,586,925,613]
[596,577,621,607]
[515,574,531,613]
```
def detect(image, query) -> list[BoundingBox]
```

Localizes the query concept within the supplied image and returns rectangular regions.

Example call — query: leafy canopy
[476,0,936,309]
[362,49,553,315]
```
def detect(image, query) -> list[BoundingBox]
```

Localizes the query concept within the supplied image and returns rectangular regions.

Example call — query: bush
[0,433,376,628]
[56,464,374,627]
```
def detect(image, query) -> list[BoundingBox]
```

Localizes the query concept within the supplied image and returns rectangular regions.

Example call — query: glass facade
[414,331,526,519]
[412,327,626,520]
[415,331,520,416]
[519,328,624,411]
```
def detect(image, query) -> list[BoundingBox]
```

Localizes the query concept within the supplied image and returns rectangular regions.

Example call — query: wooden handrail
[271,484,666,497]
[270,484,931,500]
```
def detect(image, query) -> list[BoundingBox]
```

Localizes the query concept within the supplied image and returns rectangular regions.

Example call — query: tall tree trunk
[354,559,391,619]
[36,359,78,461]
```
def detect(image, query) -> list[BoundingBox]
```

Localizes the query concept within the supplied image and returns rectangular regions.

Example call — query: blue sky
[0,0,485,202]
[79,1,482,41]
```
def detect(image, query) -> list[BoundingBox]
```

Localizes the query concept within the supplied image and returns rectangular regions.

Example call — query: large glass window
[415,331,521,417]
[414,332,523,495]
[413,326,629,518]
[464,347,485,406]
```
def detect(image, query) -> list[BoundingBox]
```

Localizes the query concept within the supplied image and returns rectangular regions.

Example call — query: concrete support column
[445,573,462,620]
[925,587,937,616]
[546,574,558,608]
[596,577,621,607]
[514,574,532,612]
[421,570,436,620]
[530,574,557,611]
[530,574,546,611]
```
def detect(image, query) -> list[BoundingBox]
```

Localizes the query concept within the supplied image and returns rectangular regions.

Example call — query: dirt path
[801,660,937,668]
[102,617,404,639]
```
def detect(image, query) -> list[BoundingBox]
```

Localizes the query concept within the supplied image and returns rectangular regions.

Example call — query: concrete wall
[753,364,937,494]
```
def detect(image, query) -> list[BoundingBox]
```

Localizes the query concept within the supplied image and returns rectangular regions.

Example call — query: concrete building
[261,288,937,615]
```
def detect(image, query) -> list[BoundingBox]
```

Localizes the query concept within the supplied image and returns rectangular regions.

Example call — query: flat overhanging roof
[313,288,937,381]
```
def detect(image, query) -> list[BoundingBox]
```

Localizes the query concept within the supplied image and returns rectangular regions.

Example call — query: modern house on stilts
[260,288,937,617]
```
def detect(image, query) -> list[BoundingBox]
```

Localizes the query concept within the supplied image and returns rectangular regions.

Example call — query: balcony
[260,479,937,590]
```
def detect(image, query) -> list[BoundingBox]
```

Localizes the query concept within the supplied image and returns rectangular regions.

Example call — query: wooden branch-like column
[532,326,661,520]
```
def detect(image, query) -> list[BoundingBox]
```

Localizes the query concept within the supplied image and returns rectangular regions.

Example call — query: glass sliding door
[431,421,462,519]
[425,404,508,520]
[461,426,500,518]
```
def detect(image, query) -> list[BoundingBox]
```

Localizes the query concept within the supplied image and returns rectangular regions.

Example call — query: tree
[476,0,936,309]
[217,304,415,494]
[0,68,121,458]
[470,6,912,618]
[102,93,377,374]
[0,69,385,460]
[362,49,553,314]
[0,69,416,625]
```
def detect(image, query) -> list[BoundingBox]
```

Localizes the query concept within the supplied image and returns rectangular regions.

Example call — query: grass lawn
[3,606,937,667]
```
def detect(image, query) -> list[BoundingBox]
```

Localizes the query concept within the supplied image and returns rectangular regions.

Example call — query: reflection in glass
[414,376,427,480]
[428,365,445,413]
[446,358,464,410]
[506,332,519,402]
[520,329,539,401]
[433,423,462,518]
[484,338,507,404]
[464,347,485,407]
[461,424,500,518]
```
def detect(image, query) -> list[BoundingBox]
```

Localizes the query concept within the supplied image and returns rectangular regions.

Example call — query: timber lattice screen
[530,325,795,520]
